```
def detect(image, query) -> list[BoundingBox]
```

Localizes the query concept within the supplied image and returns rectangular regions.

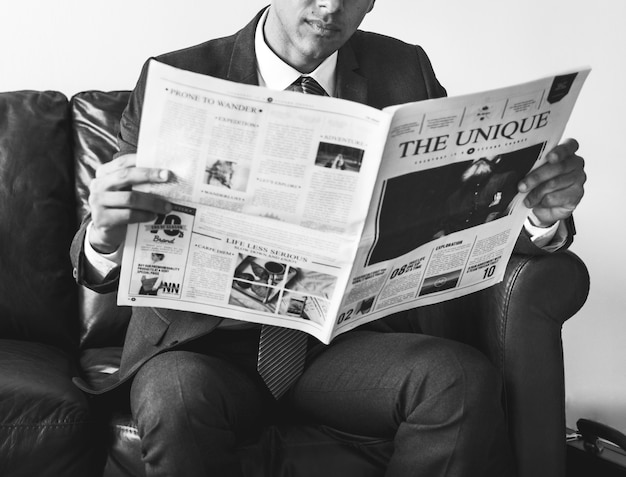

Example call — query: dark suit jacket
[70,8,572,394]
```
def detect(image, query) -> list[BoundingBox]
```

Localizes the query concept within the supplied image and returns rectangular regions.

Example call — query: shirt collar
[254,7,337,96]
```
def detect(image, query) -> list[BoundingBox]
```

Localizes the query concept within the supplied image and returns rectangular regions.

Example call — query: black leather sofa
[0,89,590,477]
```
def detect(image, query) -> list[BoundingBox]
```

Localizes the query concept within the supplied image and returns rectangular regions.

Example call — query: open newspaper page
[117,60,392,343]
[330,69,590,339]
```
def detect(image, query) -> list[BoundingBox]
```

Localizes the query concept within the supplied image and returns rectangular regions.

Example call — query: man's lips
[306,19,341,35]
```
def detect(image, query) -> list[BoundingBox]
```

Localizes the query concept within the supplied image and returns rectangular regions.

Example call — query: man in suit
[437,154,532,238]
[71,1,587,476]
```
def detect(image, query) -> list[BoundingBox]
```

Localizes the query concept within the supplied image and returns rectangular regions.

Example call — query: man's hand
[88,153,172,253]
[518,138,586,227]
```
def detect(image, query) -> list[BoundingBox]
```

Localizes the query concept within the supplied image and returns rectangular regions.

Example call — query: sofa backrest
[0,91,79,351]
[70,90,133,350]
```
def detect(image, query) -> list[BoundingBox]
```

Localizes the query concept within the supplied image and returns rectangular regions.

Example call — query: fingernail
[159,170,170,181]
[518,182,527,192]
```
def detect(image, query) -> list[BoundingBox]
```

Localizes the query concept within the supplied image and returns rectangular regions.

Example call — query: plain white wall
[2,0,625,433]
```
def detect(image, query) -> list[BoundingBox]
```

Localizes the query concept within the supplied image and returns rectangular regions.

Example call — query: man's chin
[294,45,337,68]
[299,31,343,52]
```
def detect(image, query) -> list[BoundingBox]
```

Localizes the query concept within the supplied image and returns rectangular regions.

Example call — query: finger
[90,190,173,216]
[93,206,162,230]
[524,168,585,209]
[519,152,584,194]
[533,187,582,215]
[545,138,579,164]
[91,166,171,193]
[95,153,137,178]
[531,203,576,227]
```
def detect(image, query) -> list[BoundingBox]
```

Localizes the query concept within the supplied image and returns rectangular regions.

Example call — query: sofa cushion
[0,339,101,476]
[71,91,132,349]
[102,412,391,477]
[0,90,78,351]
[71,90,131,224]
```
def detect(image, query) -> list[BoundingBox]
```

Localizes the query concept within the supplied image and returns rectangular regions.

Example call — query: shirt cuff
[523,211,564,250]
[84,221,124,282]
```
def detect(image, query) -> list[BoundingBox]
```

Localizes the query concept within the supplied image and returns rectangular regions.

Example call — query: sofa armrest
[0,340,103,476]
[474,250,590,477]
[473,250,590,364]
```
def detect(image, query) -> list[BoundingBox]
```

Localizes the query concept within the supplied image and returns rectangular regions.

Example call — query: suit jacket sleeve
[70,213,121,294]
[513,216,575,255]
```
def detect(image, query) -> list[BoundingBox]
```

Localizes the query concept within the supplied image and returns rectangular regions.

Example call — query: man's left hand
[518,138,586,227]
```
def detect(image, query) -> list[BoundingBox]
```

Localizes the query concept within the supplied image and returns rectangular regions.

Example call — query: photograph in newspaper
[366,142,544,265]
[314,142,364,172]
[227,254,336,326]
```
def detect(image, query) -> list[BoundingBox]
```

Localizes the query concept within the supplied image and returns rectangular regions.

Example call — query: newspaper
[117,60,589,344]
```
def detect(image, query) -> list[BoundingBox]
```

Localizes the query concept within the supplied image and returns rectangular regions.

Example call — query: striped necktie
[293,75,328,96]
[257,325,308,399]
[256,76,327,400]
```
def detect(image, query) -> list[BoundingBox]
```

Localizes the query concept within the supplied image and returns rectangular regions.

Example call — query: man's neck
[255,8,337,95]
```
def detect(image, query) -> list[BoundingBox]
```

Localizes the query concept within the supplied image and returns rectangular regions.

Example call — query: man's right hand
[88,153,173,253]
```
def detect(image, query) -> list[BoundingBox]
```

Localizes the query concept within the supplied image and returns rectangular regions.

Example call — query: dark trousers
[130,328,515,477]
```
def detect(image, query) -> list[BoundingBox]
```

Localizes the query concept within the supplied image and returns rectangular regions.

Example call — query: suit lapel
[227,10,264,86]
[336,40,368,104]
